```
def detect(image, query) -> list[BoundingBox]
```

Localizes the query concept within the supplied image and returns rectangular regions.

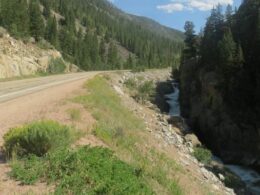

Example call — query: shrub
[134,80,155,103]
[9,155,46,185]
[47,58,66,74]
[193,146,212,164]
[3,121,78,158]
[36,39,54,50]
[9,146,153,194]
[131,65,145,73]
[124,78,138,90]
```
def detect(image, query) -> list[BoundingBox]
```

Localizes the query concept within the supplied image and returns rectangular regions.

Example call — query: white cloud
[157,0,233,13]
[157,3,184,13]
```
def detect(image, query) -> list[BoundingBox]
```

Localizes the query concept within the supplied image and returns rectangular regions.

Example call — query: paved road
[0,72,101,103]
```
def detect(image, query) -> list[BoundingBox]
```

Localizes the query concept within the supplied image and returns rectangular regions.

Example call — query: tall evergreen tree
[218,28,236,75]
[225,4,233,25]
[183,21,197,59]
[201,5,224,67]
[29,0,44,41]
[107,42,118,68]
[45,16,58,47]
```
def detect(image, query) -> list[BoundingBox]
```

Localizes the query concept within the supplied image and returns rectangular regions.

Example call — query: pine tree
[107,42,118,69]
[234,43,244,67]
[218,28,236,75]
[45,16,58,47]
[201,5,225,66]
[29,0,44,41]
[225,4,233,25]
[43,1,51,19]
[126,54,134,69]
[100,39,107,64]
[183,21,197,59]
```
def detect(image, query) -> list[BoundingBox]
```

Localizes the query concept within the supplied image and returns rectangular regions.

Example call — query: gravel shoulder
[0,73,99,194]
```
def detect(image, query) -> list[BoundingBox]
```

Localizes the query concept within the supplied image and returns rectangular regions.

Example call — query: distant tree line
[0,0,183,70]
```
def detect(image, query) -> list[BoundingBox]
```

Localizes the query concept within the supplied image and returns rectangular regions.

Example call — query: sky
[108,0,242,32]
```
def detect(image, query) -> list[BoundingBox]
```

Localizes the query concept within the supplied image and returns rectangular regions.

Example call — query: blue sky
[109,0,242,32]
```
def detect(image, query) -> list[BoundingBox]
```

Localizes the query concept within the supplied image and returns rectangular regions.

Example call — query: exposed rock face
[179,59,260,169]
[0,28,75,79]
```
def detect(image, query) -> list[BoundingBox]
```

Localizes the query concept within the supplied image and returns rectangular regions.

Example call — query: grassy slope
[74,76,183,194]
[5,75,218,194]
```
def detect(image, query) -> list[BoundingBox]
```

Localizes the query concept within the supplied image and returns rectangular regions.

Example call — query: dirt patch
[0,77,102,194]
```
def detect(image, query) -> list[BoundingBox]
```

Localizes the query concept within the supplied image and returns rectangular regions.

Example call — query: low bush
[124,78,155,104]
[3,121,78,158]
[9,155,46,185]
[134,80,155,103]
[36,39,54,50]
[124,78,138,90]
[47,58,66,74]
[9,146,153,194]
[131,65,145,73]
[193,146,212,164]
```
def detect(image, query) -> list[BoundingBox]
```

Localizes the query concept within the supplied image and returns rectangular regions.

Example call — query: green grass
[5,120,152,194]
[74,76,144,149]
[9,146,153,194]
[74,76,183,194]
[47,58,66,74]
[6,76,183,194]
[124,78,138,91]
[193,146,212,165]
[124,78,155,104]
[3,120,79,158]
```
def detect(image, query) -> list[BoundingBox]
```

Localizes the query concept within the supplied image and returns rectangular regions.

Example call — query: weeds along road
[0,71,109,144]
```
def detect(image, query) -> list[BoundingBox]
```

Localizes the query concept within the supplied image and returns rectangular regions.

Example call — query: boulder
[185,133,201,147]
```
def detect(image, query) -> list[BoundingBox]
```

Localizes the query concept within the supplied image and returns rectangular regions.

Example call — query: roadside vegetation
[4,121,152,194]
[4,76,183,194]
[47,58,67,74]
[193,146,212,165]
[124,77,155,104]
[74,76,183,194]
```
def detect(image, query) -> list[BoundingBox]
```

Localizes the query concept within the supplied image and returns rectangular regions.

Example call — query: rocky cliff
[0,28,75,79]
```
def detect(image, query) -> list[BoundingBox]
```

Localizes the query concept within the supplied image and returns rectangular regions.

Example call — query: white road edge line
[0,75,89,100]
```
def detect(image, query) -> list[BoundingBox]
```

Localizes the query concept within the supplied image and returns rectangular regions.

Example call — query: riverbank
[109,70,237,194]
[164,75,260,195]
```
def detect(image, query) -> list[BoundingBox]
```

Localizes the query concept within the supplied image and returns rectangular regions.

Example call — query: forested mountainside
[179,0,260,169]
[0,0,183,71]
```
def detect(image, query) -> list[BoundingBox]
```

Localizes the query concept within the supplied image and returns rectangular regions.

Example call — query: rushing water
[226,165,260,194]
[164,81,180,117]
[165,80,260,194]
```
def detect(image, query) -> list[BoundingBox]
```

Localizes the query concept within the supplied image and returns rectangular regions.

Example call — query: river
[165,80,260,195]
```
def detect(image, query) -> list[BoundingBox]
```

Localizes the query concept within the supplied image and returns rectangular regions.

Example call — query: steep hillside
[129,15,184,42]
[179,1,260,169]
[0,0,183,71]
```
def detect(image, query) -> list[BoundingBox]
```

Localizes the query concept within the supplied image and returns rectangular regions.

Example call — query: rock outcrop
[0,28,76,79]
